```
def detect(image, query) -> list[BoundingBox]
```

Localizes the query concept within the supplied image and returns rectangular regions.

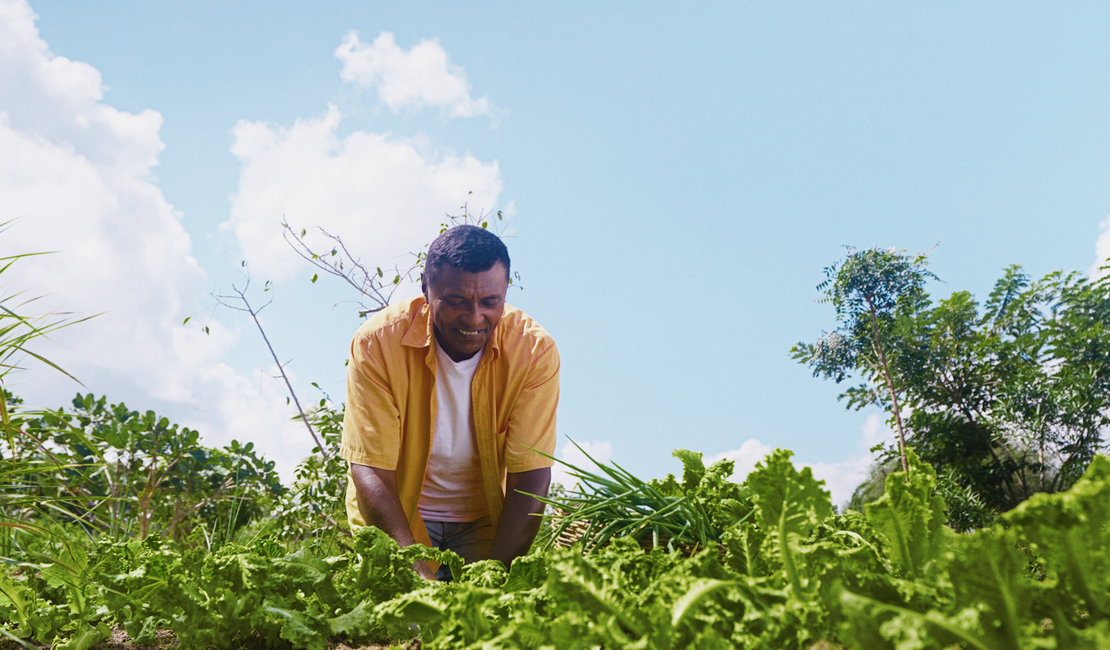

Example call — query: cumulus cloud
[224,104,502,281]
[552,439,614,489]
[705,438,776,483]
[0,0,161,176]
[707,414,891,507]
[0,0,307,477]
[1091,214,1110,279]
[335,31,490,118]
[2,1,506,480]
[803,414,890,508]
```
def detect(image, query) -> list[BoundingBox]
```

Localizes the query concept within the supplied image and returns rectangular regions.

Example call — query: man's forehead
[431,262,508,294]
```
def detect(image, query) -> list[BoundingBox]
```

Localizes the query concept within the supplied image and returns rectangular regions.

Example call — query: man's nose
[462,303,483,327]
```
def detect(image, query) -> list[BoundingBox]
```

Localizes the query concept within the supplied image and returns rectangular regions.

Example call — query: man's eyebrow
[441,290,503,300]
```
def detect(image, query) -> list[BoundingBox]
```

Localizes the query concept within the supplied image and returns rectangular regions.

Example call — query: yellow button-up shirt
[340,296,559,548]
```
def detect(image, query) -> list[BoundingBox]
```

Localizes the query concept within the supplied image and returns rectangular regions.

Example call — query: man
[340,225,558,580]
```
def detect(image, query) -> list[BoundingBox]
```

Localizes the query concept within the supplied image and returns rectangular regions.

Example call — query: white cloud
[1,1,506,481]
[705,439,775,483]
[335,31,490,118]
[0,0,307,477]
[799,414,892,507]
[224,104,503,281]
[1091,214,1110,279]
[707,414,891,508]
[552,439,613,489]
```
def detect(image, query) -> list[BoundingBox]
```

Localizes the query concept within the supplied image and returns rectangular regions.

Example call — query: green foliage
[0,522,109,648]
[746,448,834,594]
[793,246,936,477]
[932,470,996,532]
[797,252,1110,519]
[840,454,1110,649]
[0,235,87,541]
[0,241,88,447]
[864,448,949,578]
[4,443,1110,649]
[262,398,349,544]
[0,525,462,650]
[792,246,933,405]
[539,443,753,552]
[1004,455,1110,623]
[0,393,283,547]
[666,450,754,531]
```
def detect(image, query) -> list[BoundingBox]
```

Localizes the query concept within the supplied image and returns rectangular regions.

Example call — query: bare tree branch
[213,278,328,460]
[280,201,520,317]
[280,219,423,316]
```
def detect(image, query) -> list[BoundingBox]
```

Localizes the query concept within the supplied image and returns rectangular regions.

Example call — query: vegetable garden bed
[2,446,1109,649]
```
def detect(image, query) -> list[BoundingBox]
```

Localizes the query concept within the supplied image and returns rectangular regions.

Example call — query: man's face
[423,262,509,362]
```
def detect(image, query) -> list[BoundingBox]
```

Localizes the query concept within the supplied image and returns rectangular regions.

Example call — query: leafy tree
[895,265,1110,509]
[796,250,1110,516]
[792,247,935,475]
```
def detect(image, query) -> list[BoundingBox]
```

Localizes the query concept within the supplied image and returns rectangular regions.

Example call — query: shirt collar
[400,300,433,348]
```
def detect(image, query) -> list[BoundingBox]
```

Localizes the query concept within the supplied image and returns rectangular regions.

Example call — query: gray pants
[424,515,495,581]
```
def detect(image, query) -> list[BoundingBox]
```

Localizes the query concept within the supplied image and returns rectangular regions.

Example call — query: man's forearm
[349,463,417,546]
[350,463,435,580]
[488,467,551,567]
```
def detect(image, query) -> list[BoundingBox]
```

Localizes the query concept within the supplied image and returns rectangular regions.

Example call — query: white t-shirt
[417,340,489,522]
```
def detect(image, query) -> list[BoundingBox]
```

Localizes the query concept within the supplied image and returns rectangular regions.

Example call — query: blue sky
[4,1,1109,503]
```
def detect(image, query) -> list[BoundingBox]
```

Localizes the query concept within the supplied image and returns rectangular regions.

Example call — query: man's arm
[487,467,551,568]
[349,463,435,580]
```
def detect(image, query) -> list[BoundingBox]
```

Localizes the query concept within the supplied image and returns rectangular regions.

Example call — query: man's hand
[349,463,436,581]
[487,467,551,568]
[412,559,436,581]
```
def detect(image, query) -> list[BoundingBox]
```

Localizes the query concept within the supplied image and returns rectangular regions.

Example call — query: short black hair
[424,225,510,285]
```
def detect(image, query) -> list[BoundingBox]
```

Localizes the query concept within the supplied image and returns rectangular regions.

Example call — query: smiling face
[423,261,509,362]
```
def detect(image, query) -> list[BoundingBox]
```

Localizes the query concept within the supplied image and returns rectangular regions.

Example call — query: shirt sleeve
[503,340,560,473]
[340,329,402,470]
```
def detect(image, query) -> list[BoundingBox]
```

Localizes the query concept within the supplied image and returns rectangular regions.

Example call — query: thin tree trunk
[867,299,910,476]
[242,293,328,460]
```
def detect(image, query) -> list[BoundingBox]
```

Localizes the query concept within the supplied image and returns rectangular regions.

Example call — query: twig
[281,220,422,316]
[213,279,328,460]
[281,201,518,318]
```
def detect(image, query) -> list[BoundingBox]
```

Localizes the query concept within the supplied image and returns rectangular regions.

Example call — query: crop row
[1,448,1108,649]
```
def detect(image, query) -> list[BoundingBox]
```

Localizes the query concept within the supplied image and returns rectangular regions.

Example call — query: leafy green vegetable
[3,448,1109,650]
[864,447,948,577]
[1004,455,1110,623]
[746,448,833,594]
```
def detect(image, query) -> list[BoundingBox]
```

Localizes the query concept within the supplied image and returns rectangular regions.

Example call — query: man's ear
[421,275,428,300]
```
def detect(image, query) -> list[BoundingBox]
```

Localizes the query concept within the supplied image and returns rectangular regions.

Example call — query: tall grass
[0,228,88,557]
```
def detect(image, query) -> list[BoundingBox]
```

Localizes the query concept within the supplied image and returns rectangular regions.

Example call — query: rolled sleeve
[341,330,402,470]
[504,341,560,473]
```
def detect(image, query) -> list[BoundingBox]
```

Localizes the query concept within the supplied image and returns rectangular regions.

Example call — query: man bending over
[340,225,558,580]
